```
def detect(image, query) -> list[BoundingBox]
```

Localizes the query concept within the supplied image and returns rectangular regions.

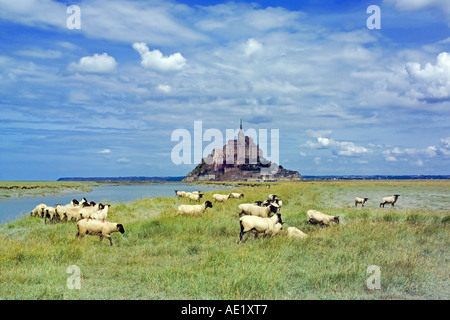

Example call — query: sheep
[213,193,231,202]
[177,200,213,216]
[76,219,125,246]
[89,204,111,221]
[189,193,204,202]
[30,203,47,218]
[239,213,284,243]
[285,226,308,239]
[380,195,400,208]
[355,197,369,207]
[268,194,278,201]
[78,203,105,219]
[306,209,339,227]
[238,203,279,218]
[229,193,244,199]
[174,190,186,198]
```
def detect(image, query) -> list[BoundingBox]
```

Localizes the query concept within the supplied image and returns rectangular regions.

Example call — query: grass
[0,181,98,199]
[0,180,449,300]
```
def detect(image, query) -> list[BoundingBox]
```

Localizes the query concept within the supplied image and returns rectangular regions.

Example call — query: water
[0,183,232,224]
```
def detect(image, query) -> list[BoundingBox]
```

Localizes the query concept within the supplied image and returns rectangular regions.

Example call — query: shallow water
[0,183,231,224]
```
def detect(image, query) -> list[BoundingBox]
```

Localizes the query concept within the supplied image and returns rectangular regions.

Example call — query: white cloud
[385,0,450,18]
[132,42,186,72]
[406,52,450,101]
[69,53,117,74]
[117,158,130,163]
[303,137,370,157]
[97,149,111,154]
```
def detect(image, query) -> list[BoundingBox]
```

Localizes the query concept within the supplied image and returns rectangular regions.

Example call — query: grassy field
[0,181,98,199]
[0,180,448,300]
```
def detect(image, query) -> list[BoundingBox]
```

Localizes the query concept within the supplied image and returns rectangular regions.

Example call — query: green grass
[0,180,449,300]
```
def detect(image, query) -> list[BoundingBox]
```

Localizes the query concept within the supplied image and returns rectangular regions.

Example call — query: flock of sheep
[175,190,402,243]
[29,197,124,246]
[28,189,402,246]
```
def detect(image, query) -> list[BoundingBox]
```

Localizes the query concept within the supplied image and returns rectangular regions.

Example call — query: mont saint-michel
[184,121,301,182]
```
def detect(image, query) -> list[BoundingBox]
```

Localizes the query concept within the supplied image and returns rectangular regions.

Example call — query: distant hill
[57,176,185,182]
[302,175,450,180]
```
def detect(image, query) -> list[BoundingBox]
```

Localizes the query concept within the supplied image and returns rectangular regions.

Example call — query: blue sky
[1,0,450,180]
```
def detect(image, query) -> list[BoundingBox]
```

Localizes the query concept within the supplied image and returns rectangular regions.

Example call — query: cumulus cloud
[385,0,450,19]
[406,52,450,101]
[132,42,186,72]
[303,137,370,157]
[382,137,450,163]
[69,53,117,74]
[156,84,172,93]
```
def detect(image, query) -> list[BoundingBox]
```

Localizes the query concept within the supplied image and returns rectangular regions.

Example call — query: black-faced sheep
[177,200,213,216]
[239,213,284,243]
[76,219,124,246]
[380,195,400,208]
[30,203,47,218]
[238,203,279,218]
[355,197,369,207]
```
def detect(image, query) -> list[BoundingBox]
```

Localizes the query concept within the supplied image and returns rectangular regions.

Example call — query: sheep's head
[174,190,178,194]
[199,194,204,198]
[116,224,125,234]
[333,216,340,224]
[98,203,105,210]
[255,200,263,206]
[240,194,244,197]
[364,198,369,201]
[72,199,79,205]
[205,200,213,208]
[394,194,400,198]
[269,204,280,214]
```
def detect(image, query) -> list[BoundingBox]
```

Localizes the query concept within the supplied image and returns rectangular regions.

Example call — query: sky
[0,0,449,180]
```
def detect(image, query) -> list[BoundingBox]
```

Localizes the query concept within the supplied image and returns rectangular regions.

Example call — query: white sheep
[177,200,213,216]
[229,193,244,199]
[285,226,308,239]
[174,190,186,198]
[76,219,125,246]
[89,204,111,220]
[380,195,400,208]
[189,193,204,202]
[355,197,369,207]
[239,213,284,243]
[238,203,279,218]
[213,193,231,202]
[30,203,47,218]
[306,209,339,227]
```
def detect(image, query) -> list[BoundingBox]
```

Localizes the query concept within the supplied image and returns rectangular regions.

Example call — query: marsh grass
[0,180,448,299]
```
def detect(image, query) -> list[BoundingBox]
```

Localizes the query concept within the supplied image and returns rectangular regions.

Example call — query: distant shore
[0,181,98,200]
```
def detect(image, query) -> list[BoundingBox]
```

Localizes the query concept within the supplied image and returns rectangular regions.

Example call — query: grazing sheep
[174,190,186,198]
[189,193,204,202]
[76,219,125,246]
[89,204,111,221]
[30,203,47,218]
[177,200,213,216]
[239,213,284,243]
[238,203,279,218]
[213,193,231,202]
[380,195,400,208]
[286,226,308,239]
[229,193,244,199]
[306,209,339,227]
[355,197,369,207]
